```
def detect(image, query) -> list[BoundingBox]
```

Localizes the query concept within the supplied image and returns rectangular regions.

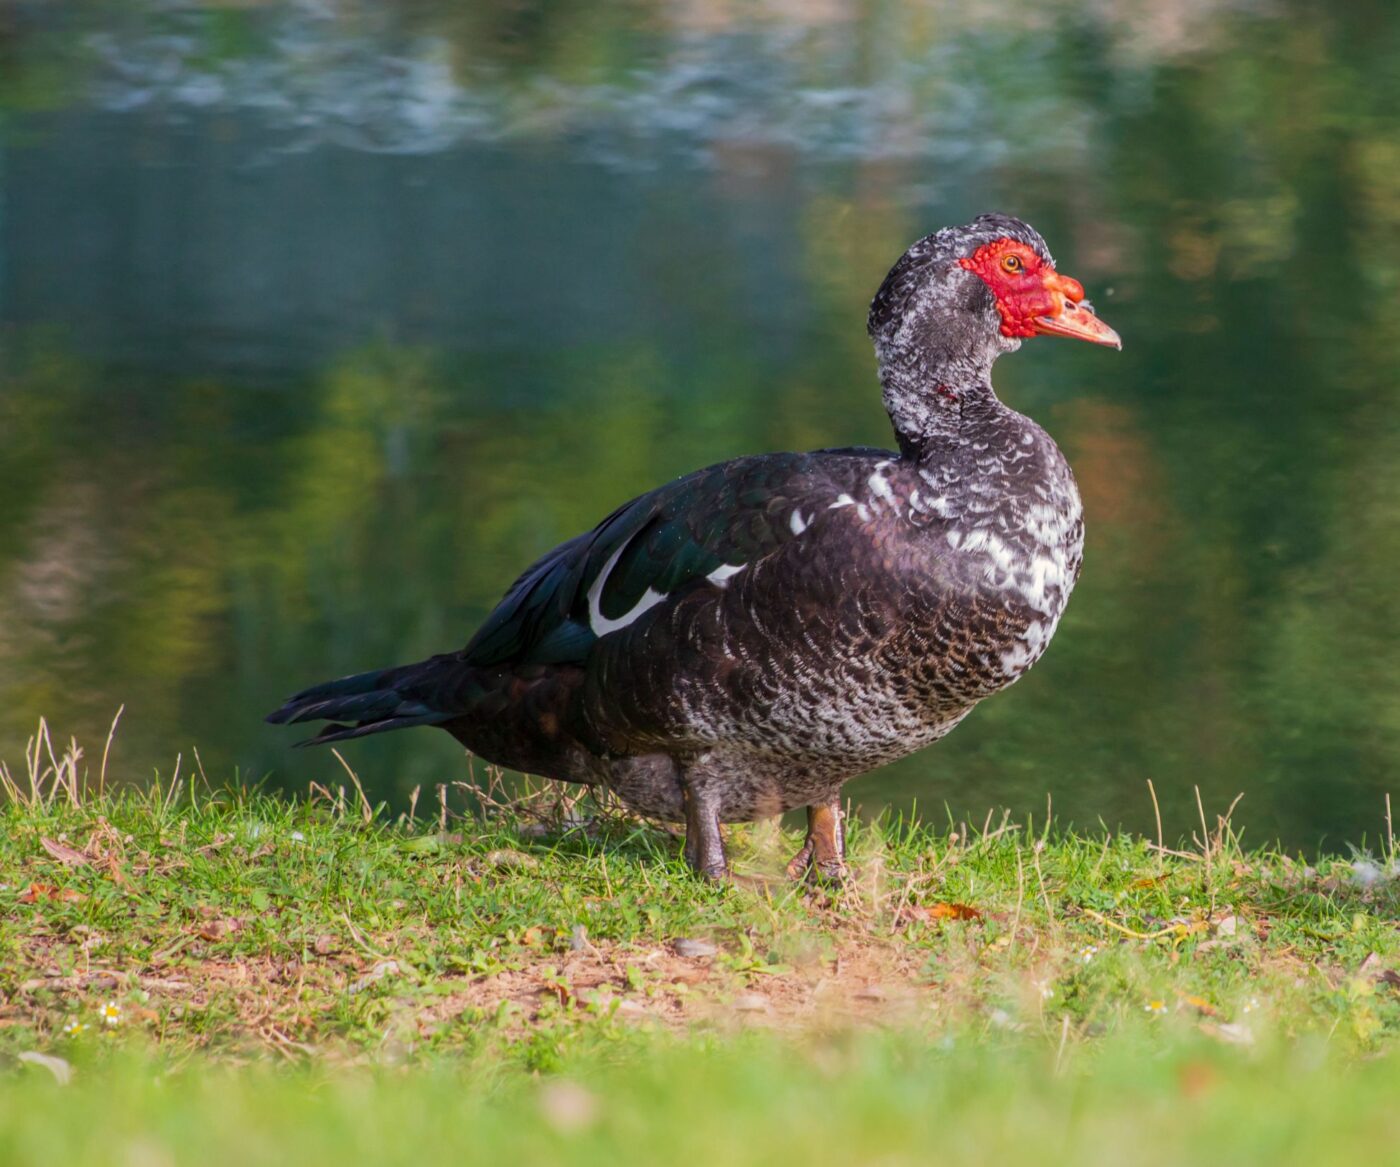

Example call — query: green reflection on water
[2,1,1399,849]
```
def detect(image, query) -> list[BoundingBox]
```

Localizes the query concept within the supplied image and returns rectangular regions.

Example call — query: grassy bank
[0,730,1397,1164]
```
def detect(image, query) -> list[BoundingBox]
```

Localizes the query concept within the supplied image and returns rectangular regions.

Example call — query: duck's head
[868,213,1120,372]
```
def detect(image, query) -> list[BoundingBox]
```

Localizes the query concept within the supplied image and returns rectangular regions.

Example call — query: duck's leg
[681,780,728,881]
[786,797,846,883]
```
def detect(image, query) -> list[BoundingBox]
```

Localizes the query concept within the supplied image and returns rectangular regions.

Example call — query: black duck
[268,214,1120,881]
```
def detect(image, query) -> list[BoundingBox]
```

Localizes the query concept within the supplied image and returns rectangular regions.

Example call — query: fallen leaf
[667,966,710,986]
[540,981,575,1006]
[929,901,985,917]
[1130,874,1169,889]
[1177,993,1219,1017]
[17,883,86,905]
[197,918,244,942]
[40,838,91,868]
[17,1051,73,1085]
[1379,970,1400,990]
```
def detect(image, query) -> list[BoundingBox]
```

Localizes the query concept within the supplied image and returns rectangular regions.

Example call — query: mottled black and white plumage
[269,213,1120,881]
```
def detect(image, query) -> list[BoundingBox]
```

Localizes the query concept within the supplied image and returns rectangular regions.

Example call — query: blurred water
[2,0,1399,849]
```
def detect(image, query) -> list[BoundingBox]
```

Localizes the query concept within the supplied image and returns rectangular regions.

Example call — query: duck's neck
[879,347,1003,461]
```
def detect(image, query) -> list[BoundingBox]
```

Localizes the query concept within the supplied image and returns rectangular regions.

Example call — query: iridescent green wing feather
[462,451,878,668]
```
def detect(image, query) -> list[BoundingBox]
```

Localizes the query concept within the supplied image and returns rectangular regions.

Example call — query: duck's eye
[1001,254,1024,273]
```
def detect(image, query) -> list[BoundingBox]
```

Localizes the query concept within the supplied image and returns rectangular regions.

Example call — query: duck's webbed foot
[681,781,729,882]
[786,798,847,884]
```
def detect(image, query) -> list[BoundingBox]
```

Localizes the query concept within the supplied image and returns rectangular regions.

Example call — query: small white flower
[1241,997,1261,1015]
[1037,983,1054,1001]
[62,1020,87,1037]
[289,830,306,842]
[1079,945,1098,964]
[100,1001,122,1027]
[1144,999,1168,1016]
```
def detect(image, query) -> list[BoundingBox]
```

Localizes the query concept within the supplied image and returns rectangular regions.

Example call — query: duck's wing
[462,448,892,669]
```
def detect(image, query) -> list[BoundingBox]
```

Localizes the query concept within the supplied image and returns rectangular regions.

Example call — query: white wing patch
[586,544,668,636]
[706,562,747,588]
[828,493,871,522]
[867,460,896,508]
[789,509,810,535]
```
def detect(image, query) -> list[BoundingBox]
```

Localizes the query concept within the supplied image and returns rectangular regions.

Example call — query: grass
[0,721,1398,1165]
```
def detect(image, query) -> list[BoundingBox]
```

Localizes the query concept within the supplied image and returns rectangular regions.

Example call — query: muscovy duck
[269,214,1119,881]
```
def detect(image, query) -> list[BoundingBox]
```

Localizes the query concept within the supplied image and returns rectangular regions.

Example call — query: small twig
[975,821,1020,848]
[340,912,390,960]
[67,737,83,806]
[1053,1013,1072,1076]
[162,754,184,816]
[1032,841,1055,923]
[1145,841,1202,862]
[1194,786,1216,915]
[1081,906,1195,942]
[1386,792,1395,864]
[1217,792,1245,857]
[41,720,80,808]
[191,745,210,815]
[99,705,124,800]
[26,726,41,807]
[600,848,614,900]
[330,749,374,823]
[888,855,928,935]
[1147,779,1164,874]
[1011,845,1026,946]
[263,1025,316,1060]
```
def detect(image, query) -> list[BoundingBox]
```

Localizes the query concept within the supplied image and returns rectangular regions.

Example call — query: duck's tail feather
[265,656,463,747]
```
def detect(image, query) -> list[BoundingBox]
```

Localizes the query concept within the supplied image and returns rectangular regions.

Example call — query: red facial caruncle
[959,238,1120,349]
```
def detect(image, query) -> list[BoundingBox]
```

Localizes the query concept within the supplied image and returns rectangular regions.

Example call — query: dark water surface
[3,1,1399,849]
